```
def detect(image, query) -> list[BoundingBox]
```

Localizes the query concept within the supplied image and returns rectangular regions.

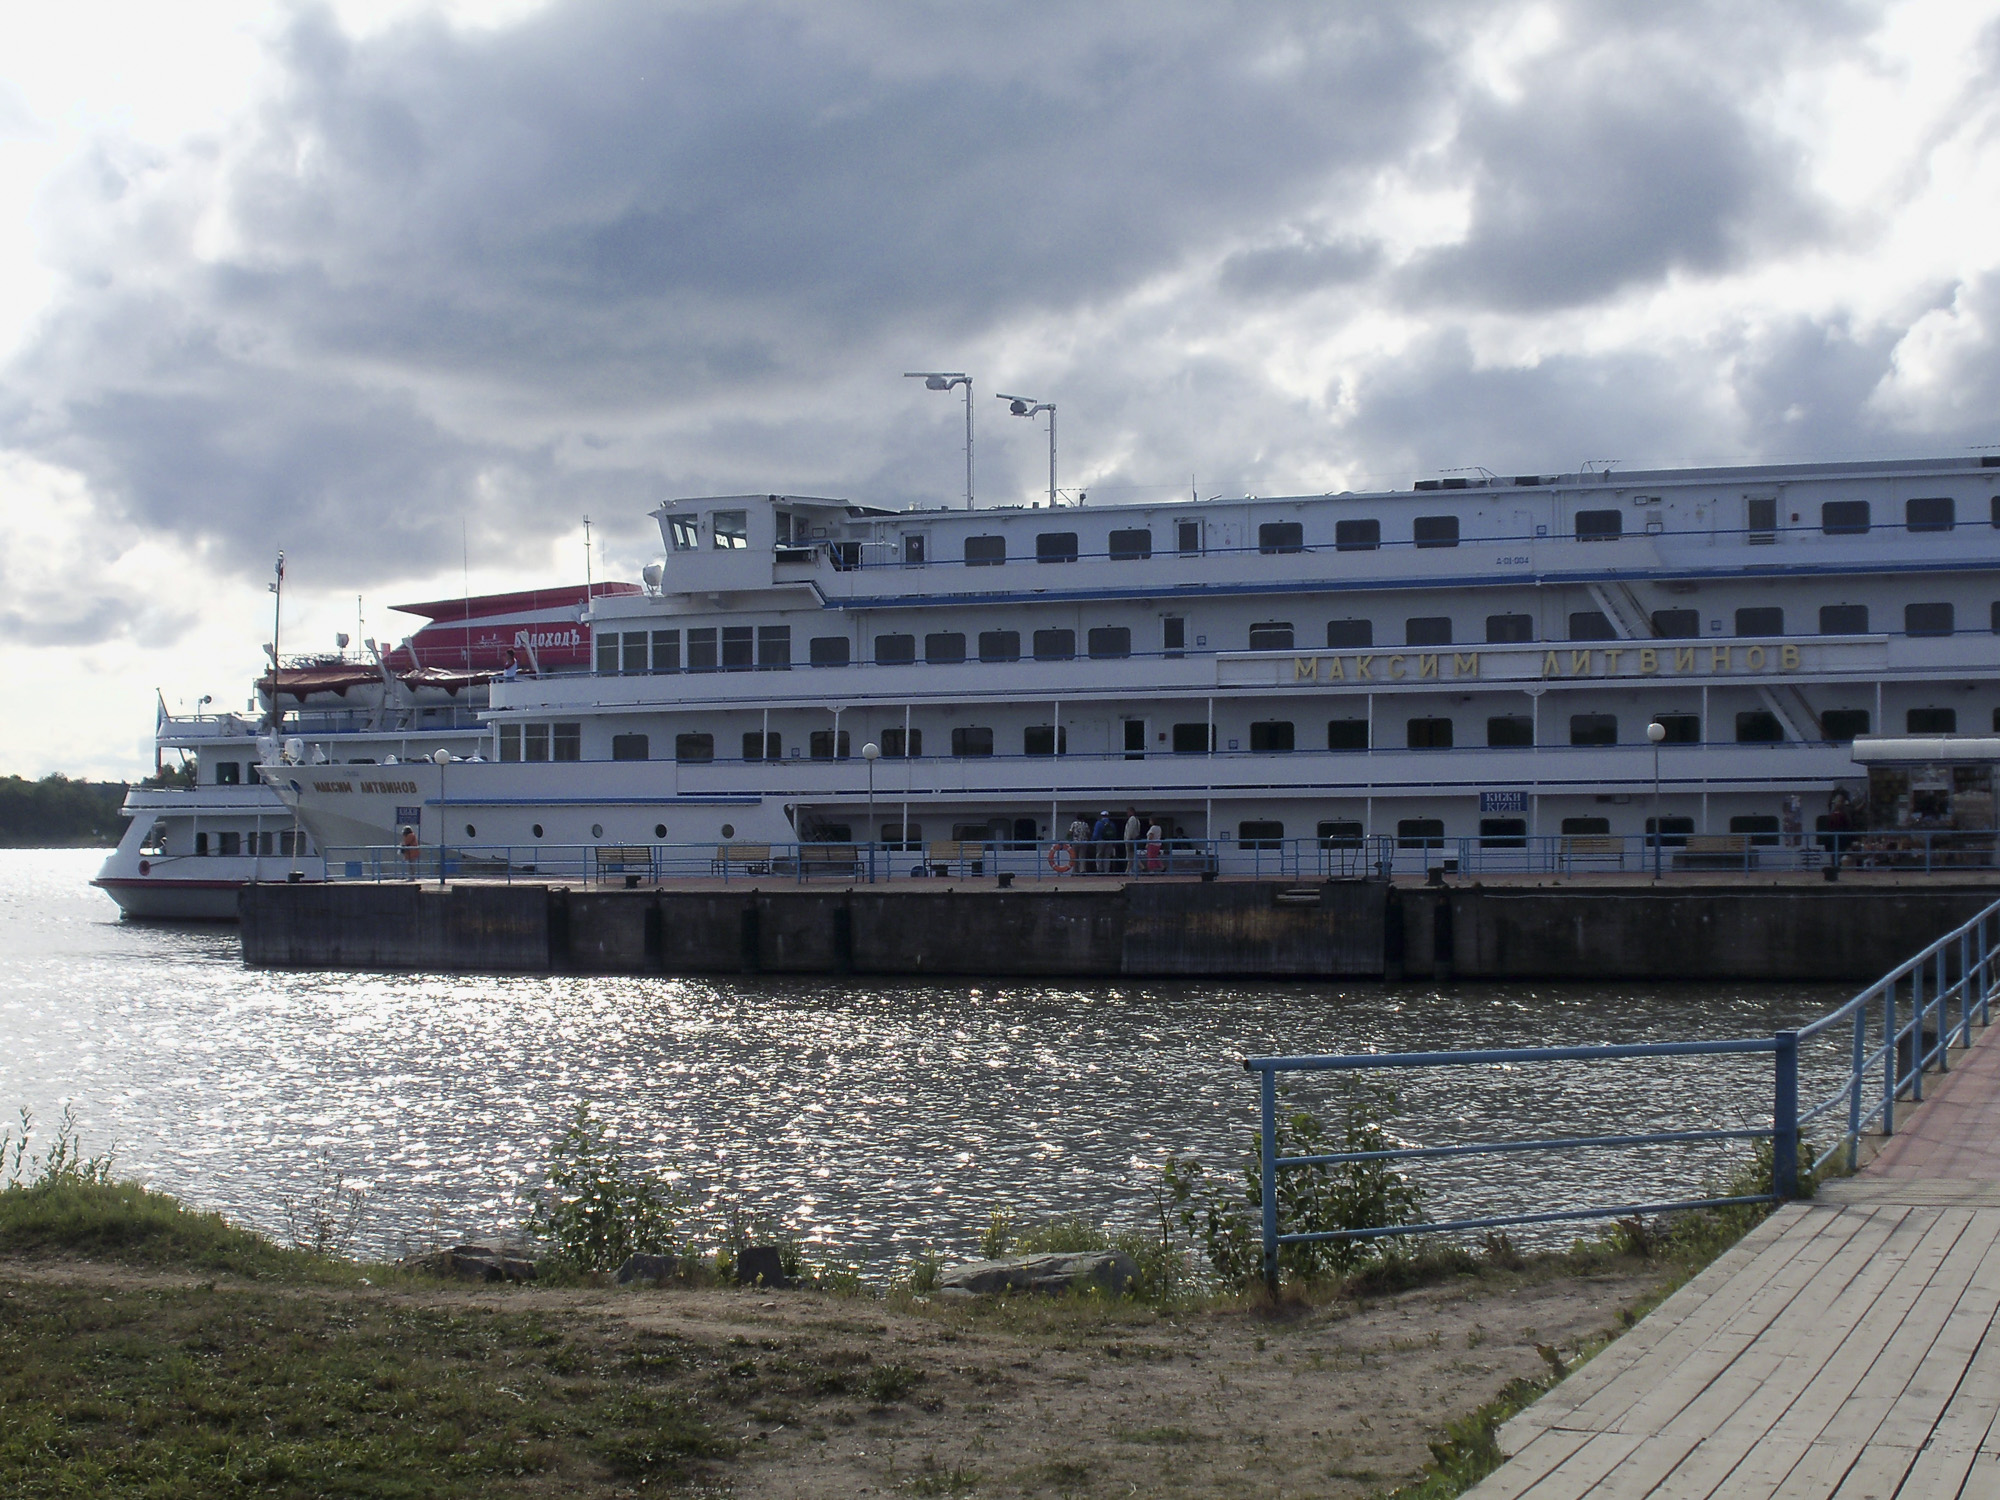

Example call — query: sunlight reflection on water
[4,851,1855,1264]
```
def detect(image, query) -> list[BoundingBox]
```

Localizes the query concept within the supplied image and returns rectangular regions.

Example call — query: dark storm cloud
[0,0,1911,632]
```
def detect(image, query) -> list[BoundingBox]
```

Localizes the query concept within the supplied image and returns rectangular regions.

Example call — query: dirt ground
[11,1253,1673,1499]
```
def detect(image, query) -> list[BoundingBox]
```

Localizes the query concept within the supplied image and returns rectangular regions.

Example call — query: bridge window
[668,515,700,550]
[711,510,749,549]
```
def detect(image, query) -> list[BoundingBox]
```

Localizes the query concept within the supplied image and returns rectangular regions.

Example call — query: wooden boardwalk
[1471,1019,2000,1499]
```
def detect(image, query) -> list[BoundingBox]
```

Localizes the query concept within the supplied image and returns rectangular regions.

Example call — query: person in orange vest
[400,825,420,868]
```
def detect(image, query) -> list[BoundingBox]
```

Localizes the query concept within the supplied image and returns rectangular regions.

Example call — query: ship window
[880,727,920,757]
[951,726,995,757]
[1326,619,1373,648]
[1568,611,1616,641]
[1907,707,1957,734]
[1487,715,1533,747]
[652,629,680,672]
[925,631,967,664]
[1032,628,1075,661]
[1747,496,1777,544]
[1036,531,1079,563]
[1822,501,1870,535]
[1651,609,1700,639]
[1407,717,1453,749]
[499,725,521,761]
[1655,713,1701,743]
[1087,626,1131,659]
[1730,815,1782,847]
[1163,617,1185,657]
[1327,719,1368,751]
[1406,616,1452,646]
[1413,515,1459,549]
[1396,818,1444,849]
[875,633,916,664]
[1645,816,1695,847]
[215,761,240,785]
[1575,509,1622,540]
[675,733,714,763]
[668,515,700,551]
[880,821,922,850]
[1331,519,1376,552]
[1177,519,1202,555]
[964,535,1006,566]
[611,734,649,761]
[1561,818,1610,835]
[902,533,926,565]
[1172,722,1215,753]
[1238,820,1285,849]
[1907,496,1955,532]
[711,510,749,549]
[1480,818,1527,848]
[596,632,619,674]
[809,635,850,667]
[1486,613,1534,643]
[1905,602,1955,636]
[978,630,1021,662]
[757,625,790,669]
[1248,621,1294,651]
[746,732,782,761]
[1821,710,1870,742]
[1262,521,1307,553]
[1249,720,1295,752]
[217,831,240,857]
[1735,607,1783,636]
[1318,820,1364,848]
[721,625,754,670]
[525,724,550,761]
[1569,713,1618,746]
[1109,528,1152,560]
[552,723,581,761]
[1735,711,1784,743]
[623,632,648,674]
[809,730,851,760]
[686,627,718,672]
[1820,604,1869,634]
[1023,725,1067,756]
[830,541,862,571]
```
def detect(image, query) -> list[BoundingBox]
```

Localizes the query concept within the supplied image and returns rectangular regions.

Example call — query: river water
[3,850,1862,1266]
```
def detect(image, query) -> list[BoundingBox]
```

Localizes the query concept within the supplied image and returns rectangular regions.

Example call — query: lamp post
[432,747,451,888]
[905,372,974,508]
[998,394,1057,508]
[862,741,881,883]
[1646,721,1667,881]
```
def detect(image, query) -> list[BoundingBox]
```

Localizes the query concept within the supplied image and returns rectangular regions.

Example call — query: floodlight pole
[905,372,975,508]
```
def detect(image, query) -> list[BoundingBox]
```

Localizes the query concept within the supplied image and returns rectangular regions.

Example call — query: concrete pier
[239,878,2000,981]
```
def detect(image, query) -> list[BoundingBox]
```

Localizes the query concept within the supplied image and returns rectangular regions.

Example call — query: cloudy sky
[4,0,2000,777]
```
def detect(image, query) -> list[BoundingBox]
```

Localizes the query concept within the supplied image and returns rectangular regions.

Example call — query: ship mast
[267,551,285,731]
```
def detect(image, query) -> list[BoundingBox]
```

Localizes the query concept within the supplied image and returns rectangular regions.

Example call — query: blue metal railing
[1243,897,2000,1288]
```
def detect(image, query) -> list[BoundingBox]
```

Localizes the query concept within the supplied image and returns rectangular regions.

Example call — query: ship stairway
[1586,581,1657,640]
[1758,683,1821,742]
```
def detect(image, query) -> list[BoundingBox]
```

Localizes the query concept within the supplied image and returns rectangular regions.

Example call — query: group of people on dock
[1058,808,1176,876]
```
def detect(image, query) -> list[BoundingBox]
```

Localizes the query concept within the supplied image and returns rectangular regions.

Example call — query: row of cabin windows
[495,723,582,761]
[1242,815,1789,852]
[602,598,1980,678]
[190,830,310,856]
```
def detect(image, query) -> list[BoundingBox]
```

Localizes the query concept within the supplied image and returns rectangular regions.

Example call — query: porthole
[464,824,477,838]
[654,823,667,839]
[721,822,736,838]
[591,823,604,839]
[531,824,544,839]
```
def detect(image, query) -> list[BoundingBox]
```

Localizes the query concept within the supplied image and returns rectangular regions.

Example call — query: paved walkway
[1470,1015,2000,1499]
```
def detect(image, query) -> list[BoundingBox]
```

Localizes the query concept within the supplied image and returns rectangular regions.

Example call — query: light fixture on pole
[862,741,881,883]
[904,372,974,509]
[432,747,451,888]
[1646,721,1667,881]
[998,394,1057,508]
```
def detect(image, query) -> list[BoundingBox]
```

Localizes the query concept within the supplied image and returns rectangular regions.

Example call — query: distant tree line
[0,775,131,848]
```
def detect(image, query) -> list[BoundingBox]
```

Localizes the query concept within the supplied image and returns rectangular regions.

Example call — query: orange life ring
[1046,842,1074,874]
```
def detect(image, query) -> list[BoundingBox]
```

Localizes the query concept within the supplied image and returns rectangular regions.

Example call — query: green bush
[522,1104,691,1271]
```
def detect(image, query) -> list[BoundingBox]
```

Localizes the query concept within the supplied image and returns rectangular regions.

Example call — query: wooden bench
[593,845,656,883]
[797,843,860,879]
[926,839,987,877]
[1674,834,1752,870]
[1560,835,1626,870]
[711,842,772,877]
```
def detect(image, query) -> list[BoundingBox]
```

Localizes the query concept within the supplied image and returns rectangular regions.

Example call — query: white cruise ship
[95,583,635,917]
[268,454,2000,876]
